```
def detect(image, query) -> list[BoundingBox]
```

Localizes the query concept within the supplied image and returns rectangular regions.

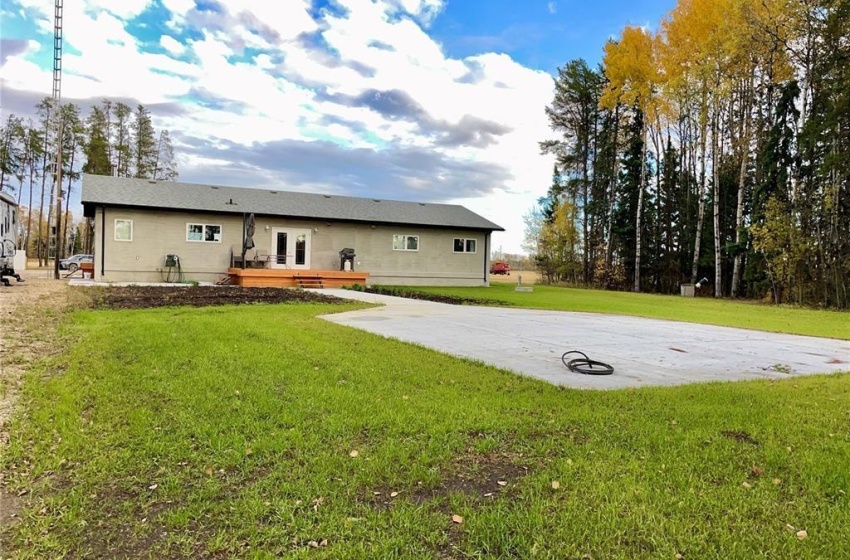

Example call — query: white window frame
[186,223,222,243]
[393,234,419,252]
[114,219,133,242]
[453,238,477,254]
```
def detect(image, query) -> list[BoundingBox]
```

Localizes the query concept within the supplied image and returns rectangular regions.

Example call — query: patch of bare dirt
[366,445,530,513]
[85,285,350,310]
[721,430,760,445]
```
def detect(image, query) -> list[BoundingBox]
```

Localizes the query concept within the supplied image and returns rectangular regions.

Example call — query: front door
[271,228,311,269]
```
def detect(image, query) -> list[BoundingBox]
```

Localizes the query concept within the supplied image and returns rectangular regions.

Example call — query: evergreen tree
[83,106,112,175]
[132,104,157,178]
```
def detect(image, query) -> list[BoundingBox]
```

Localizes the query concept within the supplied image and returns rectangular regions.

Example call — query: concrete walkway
[318,289,850,390]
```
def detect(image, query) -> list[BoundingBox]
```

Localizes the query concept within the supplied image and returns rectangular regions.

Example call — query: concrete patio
[318,289,850,390]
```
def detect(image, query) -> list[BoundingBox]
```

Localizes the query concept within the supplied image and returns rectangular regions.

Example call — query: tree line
[530,0,849,308]
[0,98,178,262]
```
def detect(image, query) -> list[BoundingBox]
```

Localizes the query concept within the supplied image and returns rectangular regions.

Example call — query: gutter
[100,205,105,277]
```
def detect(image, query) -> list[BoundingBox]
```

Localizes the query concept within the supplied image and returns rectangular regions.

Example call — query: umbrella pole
[241,213,247,269]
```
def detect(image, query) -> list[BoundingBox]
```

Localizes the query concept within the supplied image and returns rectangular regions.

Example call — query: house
[81,174,504,287]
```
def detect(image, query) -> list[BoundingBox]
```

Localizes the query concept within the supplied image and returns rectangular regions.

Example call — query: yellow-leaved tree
[600,25,664,292]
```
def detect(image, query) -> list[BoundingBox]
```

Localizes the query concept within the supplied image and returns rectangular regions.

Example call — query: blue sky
[0,0,673,253]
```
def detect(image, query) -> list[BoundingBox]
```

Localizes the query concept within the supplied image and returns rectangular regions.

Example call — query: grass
[2,301,849,558]
[408,283,850,340]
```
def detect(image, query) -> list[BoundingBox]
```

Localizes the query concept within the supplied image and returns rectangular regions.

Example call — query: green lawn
[410,283,850,340]
[3,301,849,558]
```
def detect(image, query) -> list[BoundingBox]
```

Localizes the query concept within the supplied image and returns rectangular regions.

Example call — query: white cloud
[87,0,152,20]
[161,0,195,29]
[160,35,185,55]
[548,2,557,15]
[215,0,319,42]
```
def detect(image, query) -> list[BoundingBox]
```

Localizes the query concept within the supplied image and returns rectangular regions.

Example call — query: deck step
[297,276,324,289]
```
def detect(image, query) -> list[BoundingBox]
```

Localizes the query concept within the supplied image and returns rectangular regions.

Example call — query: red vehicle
[490,261,511,275]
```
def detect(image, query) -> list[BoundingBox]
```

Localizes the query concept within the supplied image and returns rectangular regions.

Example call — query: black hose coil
[561,350,614,375]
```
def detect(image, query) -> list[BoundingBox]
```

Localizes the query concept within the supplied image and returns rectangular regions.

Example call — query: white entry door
[271,228,311,269]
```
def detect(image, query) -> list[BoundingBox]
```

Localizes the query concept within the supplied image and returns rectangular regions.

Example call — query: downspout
[100,206,106,277]
[483,232,490,285]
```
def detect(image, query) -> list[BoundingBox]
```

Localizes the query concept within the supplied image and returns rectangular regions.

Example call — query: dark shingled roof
[81,175,504,231]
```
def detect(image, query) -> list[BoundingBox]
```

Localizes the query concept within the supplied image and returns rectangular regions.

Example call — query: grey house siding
[92,207,491,286]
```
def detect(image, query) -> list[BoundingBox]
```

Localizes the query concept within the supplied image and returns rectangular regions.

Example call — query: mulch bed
[85,286,351,310]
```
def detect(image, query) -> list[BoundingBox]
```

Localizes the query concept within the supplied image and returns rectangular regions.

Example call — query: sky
[0,0,673,254]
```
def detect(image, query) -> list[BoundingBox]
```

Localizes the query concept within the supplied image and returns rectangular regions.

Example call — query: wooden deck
[226,268,368,289]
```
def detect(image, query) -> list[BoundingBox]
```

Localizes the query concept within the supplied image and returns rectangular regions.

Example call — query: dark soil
[360,286,509,307]
[721,430,759,445]
[84,286,351,310]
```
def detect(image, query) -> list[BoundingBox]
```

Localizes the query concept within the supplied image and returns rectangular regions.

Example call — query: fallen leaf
[551,480,560,490]
[245,448,253,456]
[451,514,464,524]
[390,491,399,498]
[373,491,381,496]
[319,539,328,547]
[741,481,752,489]
[796,530,808,540]
[675,554,684,560]
[785,524,796,532]
[148,484,158,491]
[497,480,508,487]
[349,450,359,458]
[204,467,213,476]
[566,458,573,465]
[750,466,764,478]
[484,492,493,497]
[308,540,319,548]
[773,478,781,485]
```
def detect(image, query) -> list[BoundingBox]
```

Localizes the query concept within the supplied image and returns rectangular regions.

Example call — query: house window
[114,219,133,241]
[393,234,419,251]
[187,223,222,243]
[453,238,477,253]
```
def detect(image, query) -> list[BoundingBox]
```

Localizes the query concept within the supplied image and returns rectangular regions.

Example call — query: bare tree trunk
[731,79,752,298]
[25,153,36,252]
[691,91,709,284]
[712,104,722,298]
[634,120,648,293]
[604,105,621,282]
[62,136,77,258]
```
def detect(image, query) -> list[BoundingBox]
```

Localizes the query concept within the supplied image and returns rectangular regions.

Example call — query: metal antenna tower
[49,0,64,279]
[52,0,63,101]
